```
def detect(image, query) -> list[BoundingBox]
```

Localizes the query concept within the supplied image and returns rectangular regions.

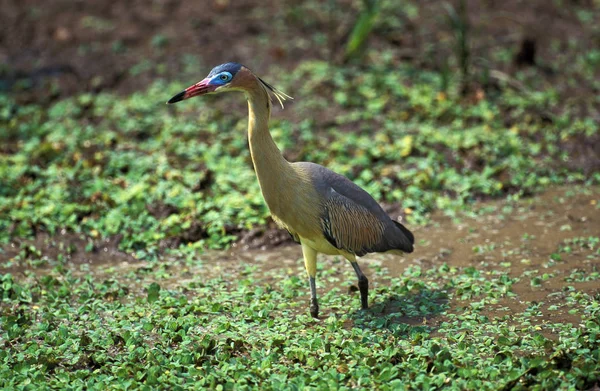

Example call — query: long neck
[246,83,294,213]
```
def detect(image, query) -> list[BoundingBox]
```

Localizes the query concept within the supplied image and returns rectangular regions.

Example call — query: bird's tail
[393,220,414,253]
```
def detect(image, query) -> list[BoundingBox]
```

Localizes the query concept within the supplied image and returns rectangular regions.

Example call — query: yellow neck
[244,78,322,240]
[246,84,294,215]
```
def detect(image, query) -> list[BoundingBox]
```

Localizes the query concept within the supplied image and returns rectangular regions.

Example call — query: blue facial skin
[210,71,233,86]
[207,62,242,86]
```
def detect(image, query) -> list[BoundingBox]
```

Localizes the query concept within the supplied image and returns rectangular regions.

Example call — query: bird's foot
[310,298,319,319]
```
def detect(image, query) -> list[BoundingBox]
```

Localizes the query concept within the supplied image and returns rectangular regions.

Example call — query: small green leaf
[147,282,161,303]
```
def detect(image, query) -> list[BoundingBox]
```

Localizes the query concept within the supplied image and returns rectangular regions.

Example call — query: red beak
[167,78,215,104]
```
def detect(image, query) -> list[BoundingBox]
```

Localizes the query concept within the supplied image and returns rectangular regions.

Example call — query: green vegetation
[2,256,599,389]
[345,0,379,60]
[1,59,597,257]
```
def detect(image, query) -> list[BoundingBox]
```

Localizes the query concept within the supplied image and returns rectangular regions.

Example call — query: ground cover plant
[1,188,599,389]
[1,0,599,389]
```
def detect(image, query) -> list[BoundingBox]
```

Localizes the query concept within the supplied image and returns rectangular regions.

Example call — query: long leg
[345,254,369,310]
[301,242,319,318]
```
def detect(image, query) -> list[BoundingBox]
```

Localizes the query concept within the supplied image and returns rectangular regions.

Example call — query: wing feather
[321,188,386,256]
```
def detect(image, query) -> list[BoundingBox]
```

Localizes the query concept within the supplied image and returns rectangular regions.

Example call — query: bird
[167,62,414,319]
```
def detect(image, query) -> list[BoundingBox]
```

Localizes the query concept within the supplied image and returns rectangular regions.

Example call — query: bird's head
[167,62,243,103]
[167,62,292,107]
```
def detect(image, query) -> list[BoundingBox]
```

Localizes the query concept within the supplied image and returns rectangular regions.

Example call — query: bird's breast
[269,199,321,240]
[264,184,323,241]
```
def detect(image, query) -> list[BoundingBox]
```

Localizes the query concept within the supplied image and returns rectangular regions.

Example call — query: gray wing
[321,187,389,256]
[295,162,414,256]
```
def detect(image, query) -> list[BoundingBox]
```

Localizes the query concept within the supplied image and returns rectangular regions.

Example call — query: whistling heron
[168,63,414,318]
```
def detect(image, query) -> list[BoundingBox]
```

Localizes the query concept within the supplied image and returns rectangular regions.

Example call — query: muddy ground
[146,186,600,328]
[4,186,599,330]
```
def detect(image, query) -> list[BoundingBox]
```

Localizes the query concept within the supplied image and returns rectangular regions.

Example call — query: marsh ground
[2,186,598,389]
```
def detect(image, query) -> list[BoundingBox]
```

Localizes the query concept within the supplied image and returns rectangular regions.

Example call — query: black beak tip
[167,90,186,104]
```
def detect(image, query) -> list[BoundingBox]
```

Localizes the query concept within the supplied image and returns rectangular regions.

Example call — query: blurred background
[1,0,599,258]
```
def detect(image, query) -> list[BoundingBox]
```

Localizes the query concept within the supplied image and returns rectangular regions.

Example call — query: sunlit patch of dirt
[404,186,600,333]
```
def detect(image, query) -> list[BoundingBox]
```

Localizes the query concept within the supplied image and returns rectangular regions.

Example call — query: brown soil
[1,232,136,272]
[1,0,598,108]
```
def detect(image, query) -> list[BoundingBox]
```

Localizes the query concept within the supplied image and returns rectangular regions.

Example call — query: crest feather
[257,76,293,109]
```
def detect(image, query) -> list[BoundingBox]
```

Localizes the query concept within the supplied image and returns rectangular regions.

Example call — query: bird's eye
[220,73,231,81]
